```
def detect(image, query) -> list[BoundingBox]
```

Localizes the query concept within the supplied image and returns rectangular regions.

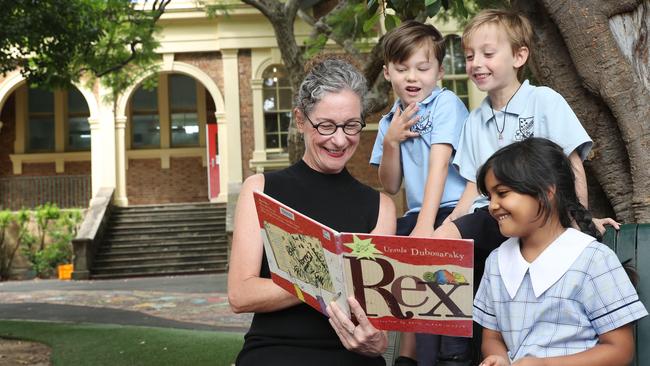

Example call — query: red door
[207,123,220,200]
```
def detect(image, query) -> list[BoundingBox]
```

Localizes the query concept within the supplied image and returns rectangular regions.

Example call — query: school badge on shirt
[515,116,534,141]
[410,110,433,134]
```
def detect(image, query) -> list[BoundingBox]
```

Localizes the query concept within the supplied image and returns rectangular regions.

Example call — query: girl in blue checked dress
[472,137,647,366]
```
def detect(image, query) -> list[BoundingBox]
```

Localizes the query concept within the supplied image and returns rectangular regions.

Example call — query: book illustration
[264,222,334,292]
[343,235,383,260]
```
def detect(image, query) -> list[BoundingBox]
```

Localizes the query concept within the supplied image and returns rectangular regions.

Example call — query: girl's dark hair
[476,137,600,239]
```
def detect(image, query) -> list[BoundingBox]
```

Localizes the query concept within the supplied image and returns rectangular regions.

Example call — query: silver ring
[348,326,355,334]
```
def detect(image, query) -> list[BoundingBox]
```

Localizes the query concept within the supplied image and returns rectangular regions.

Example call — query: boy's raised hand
[384,103,420,147]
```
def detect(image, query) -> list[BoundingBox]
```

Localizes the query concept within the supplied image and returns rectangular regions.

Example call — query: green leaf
[453,0,469,18]
[384,14,401,31]
[363,12,380,33]
[426,0,442,18]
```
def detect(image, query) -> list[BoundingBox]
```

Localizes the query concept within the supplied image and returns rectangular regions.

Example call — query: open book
[253,191,474,337]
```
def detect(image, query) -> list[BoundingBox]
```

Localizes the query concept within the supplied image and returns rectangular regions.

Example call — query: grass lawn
[0,320,244,366]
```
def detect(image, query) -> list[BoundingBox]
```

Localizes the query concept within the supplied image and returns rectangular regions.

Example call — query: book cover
[254,190,474,337]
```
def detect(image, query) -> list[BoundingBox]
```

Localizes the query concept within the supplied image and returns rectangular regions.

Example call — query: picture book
[253,190,474,337]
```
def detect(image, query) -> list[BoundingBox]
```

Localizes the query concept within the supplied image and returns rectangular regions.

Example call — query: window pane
[279,87,293,110]
[266,114,280,133]
[455,80,468,96]
[132,114,160,148]
[265,133,279,149]
[68,88,89,114]
[28,88,54,113]
[444,35,465,75]
[132,86,158,111]
[171,112,199,147]
[263,88,277,111]
[28,117,55,151]
[170,74,197,110]
[280,112,291,131]
[280,133,288,149]
[68,116,91,151]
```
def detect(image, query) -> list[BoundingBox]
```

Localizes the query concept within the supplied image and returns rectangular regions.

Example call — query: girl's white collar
[497,228,596,299]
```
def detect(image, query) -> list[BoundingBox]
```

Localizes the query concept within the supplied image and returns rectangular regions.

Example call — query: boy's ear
[513,46,529,69]
[437,63,445,81]
[383,64,391,81]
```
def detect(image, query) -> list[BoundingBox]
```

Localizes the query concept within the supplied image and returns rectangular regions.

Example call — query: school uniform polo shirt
[473,228,648,361]
[370,88,468,215]
[453,80,593,209]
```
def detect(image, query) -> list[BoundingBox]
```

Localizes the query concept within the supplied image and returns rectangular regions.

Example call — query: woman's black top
[236,160,384,366]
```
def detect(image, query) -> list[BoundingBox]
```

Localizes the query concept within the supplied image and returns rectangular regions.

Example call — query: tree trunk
[513,0,650,222]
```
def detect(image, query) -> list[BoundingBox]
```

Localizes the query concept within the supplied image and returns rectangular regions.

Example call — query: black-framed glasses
[304,113,365,136]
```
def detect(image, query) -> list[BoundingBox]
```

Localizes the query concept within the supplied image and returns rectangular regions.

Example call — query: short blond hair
[462,9,533,80]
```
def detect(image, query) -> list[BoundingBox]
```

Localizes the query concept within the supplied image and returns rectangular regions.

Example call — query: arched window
[26,86,90,152]
[131,81,160,149]
[262,65,292,153]
[442,34,469,108]
[169,74,199,147]
[27,88,55,152]
[129,73,202,149]
[67,88,91,151]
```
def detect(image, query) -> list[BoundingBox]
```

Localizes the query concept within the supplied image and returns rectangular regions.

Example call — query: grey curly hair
[294,58,368,117]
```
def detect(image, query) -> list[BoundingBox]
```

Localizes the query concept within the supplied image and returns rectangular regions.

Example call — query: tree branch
[601,0,643,17]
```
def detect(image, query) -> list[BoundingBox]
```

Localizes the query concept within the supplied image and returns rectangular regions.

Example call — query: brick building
[0,1,484,212]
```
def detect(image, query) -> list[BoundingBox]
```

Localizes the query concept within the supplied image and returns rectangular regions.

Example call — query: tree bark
[513,0,650,222]
[513,0,635,222]
[538,0,650,221]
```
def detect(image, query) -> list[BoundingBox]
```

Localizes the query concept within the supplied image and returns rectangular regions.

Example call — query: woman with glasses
[228,57,396,366]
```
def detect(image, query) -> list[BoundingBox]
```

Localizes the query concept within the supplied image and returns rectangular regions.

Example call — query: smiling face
[463,24,527,97]
[383,44,444,107]
[296,89,363,174]
[484,169,546,242]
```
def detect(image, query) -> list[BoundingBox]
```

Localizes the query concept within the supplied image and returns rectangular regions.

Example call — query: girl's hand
[592,217,620,235]
[480,355,510,366]
[512,356,544,366]
[384,103,420,146]
[326,296,388,357]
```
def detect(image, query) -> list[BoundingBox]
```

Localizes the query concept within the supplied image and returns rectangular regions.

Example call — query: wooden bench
[603,224,649,366]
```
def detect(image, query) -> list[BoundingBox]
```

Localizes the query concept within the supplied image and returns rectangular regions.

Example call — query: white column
[221,49,243,184]
[250,78,266,171]
[114,116,128,206]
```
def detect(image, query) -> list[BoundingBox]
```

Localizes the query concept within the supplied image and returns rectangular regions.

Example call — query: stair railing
[71,187,115,280]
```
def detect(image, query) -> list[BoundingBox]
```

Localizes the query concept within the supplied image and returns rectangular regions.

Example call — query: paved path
[0,274,252,332]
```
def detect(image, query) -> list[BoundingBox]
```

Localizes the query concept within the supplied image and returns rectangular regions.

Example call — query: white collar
[498,228,596,299]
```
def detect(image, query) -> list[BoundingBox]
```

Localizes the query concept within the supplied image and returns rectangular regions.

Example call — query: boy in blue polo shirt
[370,20,469,366]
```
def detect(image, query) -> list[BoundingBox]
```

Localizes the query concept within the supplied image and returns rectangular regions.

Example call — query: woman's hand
[327,296,388,357]
[480,355,510,366]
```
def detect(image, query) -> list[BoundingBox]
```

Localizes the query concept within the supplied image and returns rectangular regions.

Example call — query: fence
[0,175,91,210]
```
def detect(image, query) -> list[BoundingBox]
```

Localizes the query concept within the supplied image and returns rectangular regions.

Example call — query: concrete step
[111,214,225,224]
[114,203,224,214]
[91,266,224,279]
[98,239,226,252]
[91,260,227,276]
[96,244,227,258]
[93,252,227,267]
[108,220,224,231]
[103,233,226,246]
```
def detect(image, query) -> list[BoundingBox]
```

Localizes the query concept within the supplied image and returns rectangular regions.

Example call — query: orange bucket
[58,264,73,280]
